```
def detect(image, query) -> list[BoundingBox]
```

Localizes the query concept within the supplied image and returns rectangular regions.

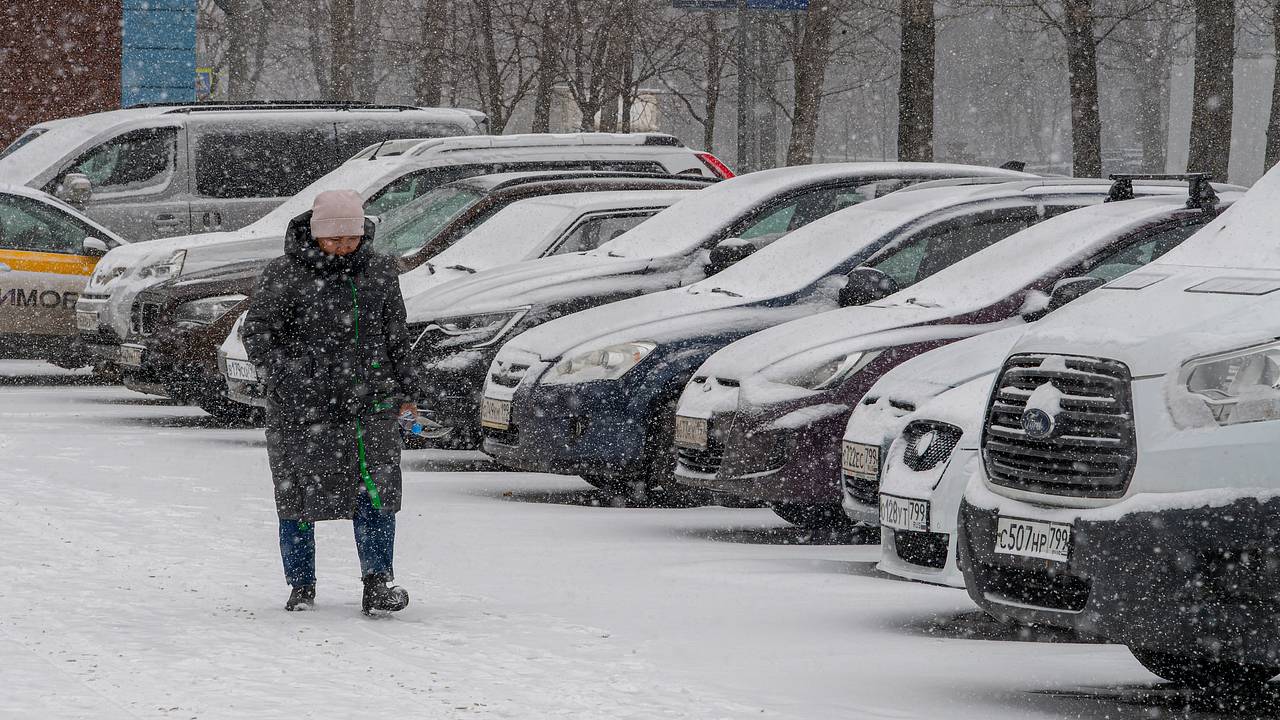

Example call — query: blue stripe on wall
[122,0,197,106]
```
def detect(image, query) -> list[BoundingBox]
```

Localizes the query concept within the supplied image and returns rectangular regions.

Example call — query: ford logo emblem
[1021,408,1055,439]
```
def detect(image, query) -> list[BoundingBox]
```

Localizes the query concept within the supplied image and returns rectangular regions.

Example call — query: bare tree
[657,13,730,151]
[787,1,840,164]
[415,0,451,106]
[1266,0,1280,168]
[329,0,358,100]
[1187,0,1234,178]
[897,0,935,161]
[532,0,562,132]
[207,0,275,100]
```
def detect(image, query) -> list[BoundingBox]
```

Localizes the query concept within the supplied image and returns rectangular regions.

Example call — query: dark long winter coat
[243,212,420,522]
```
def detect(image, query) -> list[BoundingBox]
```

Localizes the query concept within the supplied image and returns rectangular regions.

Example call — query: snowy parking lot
[0,362,1270,719]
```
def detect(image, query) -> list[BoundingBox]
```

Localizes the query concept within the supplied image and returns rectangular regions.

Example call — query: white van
[958,166,1280,689]
[0,102,486,240]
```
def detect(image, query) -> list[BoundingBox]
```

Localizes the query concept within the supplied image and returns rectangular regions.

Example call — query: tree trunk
[474,0,509,132]
[415,0,449,106]
[213,0,253,100]
[1063,0,1101,177]
[702,13,723,151]
[786,1,836,165]
[756,21,779,168]
[329,0,358,101]
[896,0,934,162]
[532,1,559,133]
[1266,0,1280,169]
[1188,0,1235,180]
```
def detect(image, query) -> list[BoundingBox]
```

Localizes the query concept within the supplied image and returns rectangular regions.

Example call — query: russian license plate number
[225,359,258,382]
[879,494,930,532]
[76,310,99,332]
[119,344,145,368]
[674,416,708,449]
[995,516,1072,562]
[842,441,880,482]
[480,397,512,430]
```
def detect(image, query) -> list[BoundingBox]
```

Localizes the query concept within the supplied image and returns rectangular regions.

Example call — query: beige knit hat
[310,189,365,238]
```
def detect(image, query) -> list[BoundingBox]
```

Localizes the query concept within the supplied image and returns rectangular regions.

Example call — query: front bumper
[875,446,977,589]
[119,320,228,402]
[482,374,655,479]
[960,481,1280,665]
[674,396,851,505]
[75,295,123,361]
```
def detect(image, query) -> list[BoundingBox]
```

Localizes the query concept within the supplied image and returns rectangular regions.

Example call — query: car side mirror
[82,237,109,257]
[703,237,758,276]
[839,267,899,307]
[1025,276,1107,321]
[60,173,93,205]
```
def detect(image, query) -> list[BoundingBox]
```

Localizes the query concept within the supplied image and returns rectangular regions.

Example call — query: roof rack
[125,100,426,113]
[1107,173,1217,211]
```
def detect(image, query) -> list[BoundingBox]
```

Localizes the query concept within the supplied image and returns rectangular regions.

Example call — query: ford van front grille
[983,354,1135,498]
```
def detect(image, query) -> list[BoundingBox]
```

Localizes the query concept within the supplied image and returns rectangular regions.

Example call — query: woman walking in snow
[243,189,420,615]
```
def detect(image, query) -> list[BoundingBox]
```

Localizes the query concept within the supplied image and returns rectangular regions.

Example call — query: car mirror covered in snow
[59,172,92,204]
[703,237,758,276]
[1031,275,1107,320]
[838,266,898,307]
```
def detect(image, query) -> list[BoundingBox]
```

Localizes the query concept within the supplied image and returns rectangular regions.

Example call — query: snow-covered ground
[0,361,1259,719]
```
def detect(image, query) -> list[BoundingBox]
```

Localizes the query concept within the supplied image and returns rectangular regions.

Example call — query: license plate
[879,493,930,532]
[995,516,1072,562]
[480,397,512,430]
[225,359,258,382]
[76,310,99,332]
[674,415,708,449]
[842,441,880,482]
[119,344,145,368]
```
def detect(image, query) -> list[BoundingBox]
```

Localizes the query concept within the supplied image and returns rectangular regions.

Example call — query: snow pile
[764,403,850,431]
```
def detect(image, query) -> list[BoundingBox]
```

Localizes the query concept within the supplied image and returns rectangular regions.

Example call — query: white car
[75,132,729,363]
[217,188,697,409]
[958,164,1280,688]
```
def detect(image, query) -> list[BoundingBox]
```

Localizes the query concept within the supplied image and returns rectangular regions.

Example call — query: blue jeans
[279,491,396,587]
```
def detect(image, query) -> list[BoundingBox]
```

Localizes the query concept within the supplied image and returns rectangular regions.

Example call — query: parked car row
[7,102,1276,691]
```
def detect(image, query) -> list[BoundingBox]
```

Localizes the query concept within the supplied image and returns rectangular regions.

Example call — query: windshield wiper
[708,287,742,298]
[424,262,436,275]
[446,264,477,274]
[899,296,941,308]
[607,251,624,258]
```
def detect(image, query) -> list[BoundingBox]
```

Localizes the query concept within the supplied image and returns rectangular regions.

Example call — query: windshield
[233,159,403,237]
[370,186,484,256]
[426,199,576,271]
[689,205,916,299]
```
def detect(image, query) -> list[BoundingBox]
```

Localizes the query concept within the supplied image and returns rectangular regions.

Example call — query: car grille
[489,360,530,389]
[677,435,725,476]
[983,353,1135,499]
[844,470,879,506]
[901,421,961,473]
[893,530,949,569]
[131,299,163,337]
[979,564,1091,613]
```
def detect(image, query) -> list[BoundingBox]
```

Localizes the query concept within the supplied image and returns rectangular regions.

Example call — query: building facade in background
[0,0,195,147]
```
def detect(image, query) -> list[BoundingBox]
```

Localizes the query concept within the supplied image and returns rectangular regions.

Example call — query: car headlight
[420,307,529,348]
[780,351,881,390]
[174,294,247,326]
[543,341,657,385]
[136,250,187,280]
[1178,340,1280,426]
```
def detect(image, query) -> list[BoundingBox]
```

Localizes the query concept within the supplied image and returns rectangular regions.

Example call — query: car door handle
[154,214,183,228]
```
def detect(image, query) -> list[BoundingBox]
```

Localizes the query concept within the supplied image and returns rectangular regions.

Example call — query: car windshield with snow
[671,177,1238,529]
[115,175,704,421]
[73,132,726,369]
[403,162,1035,449]
[957,163,1280,689]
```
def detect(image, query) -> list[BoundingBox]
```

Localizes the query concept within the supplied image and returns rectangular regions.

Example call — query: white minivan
[958,165,1280,689]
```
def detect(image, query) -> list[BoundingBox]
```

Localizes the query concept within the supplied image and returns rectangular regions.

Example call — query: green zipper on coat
[350,279,383,510]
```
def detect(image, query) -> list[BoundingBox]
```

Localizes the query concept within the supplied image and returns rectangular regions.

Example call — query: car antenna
[369,139,390,161]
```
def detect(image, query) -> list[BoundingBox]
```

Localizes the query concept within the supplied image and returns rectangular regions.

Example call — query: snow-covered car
[214,184,701,415]
[0,102,484,240]
[408,163,1035,449]
[958,167,1280,688]
[0,184,127,364]
[74,132,730,365]
[119,175,705,420]
[848,328,1025,587]
[477,173,1087,501]
[674,177,1240,529]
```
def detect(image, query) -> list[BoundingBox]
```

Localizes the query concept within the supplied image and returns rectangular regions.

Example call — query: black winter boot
[361,573,409,615]
[286,585,316,611]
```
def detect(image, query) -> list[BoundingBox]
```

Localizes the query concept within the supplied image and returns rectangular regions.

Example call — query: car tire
[770,502,856,531]
[1129,646,1280,691]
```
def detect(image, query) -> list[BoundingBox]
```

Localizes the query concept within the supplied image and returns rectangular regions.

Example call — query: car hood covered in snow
[862,324,1029,407]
